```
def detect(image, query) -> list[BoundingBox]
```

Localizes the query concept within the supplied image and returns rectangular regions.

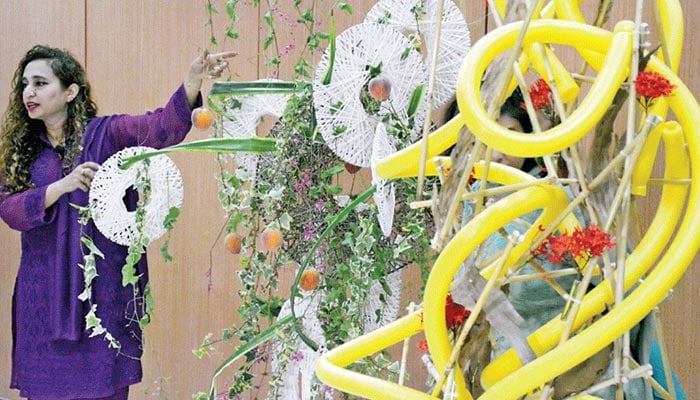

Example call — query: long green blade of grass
[207,314,294,400]
[119,137,277,170]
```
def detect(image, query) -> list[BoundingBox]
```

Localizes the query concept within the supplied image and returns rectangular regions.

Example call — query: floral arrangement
[189,3,437,399]
[77,1,687,399]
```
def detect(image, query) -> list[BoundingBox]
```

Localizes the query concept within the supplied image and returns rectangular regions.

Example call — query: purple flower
[304,223,315,240]
[290,352,305,362]
[294,181,304,196]
[315,199,325,210]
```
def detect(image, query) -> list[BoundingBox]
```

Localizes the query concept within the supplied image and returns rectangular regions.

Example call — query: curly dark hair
[0,45,98,193]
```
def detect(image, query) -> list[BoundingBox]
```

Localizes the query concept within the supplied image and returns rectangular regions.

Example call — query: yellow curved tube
[375,114,463,179]
[316,2,697,399]
[457,20,632,158]
[315,311,430,400]
[423,184,571,398]
[523,43,580,102]
[480,56,696,395]
[631,0,684,195]
[481,118,689,391]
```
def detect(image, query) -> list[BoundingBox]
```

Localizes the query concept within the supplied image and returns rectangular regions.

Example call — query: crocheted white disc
[89,146,184,246]
[365,0,471,108]
[222,79,291,180]
[313,23,427,167]
[371,122,396,238]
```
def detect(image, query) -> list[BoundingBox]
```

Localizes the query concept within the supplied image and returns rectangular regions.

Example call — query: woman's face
[22,59,72,127]
[491,114,526,170]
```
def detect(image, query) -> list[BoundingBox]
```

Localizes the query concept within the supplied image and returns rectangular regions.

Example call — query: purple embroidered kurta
[0,85,200,400]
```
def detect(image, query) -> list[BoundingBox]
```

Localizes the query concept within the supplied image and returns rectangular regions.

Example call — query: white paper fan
[89,146,184,246]
[222,79,291,180]
[313,23,427,167]
[371,123,396,237]
[365,0,471,108]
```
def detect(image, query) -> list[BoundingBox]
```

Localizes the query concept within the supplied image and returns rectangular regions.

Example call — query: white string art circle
[222,79,291,180]
[371,122,396,238]
[313,23,427,168]
[89,146,184,246]
[365,0,471,108]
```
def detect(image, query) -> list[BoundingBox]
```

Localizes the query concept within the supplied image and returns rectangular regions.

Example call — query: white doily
[365,0,471,108]
[371,123,396,237]
[362,268,403,333]
[222,79,291,181]
[313,23,427,167]
[89,146,184,246]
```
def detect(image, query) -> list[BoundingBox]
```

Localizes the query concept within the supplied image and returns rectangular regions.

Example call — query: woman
[0,45,234,400]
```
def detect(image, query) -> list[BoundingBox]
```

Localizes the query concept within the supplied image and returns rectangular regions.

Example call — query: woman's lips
[25,102,38,112]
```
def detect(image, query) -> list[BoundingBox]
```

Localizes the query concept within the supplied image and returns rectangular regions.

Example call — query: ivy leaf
[225,0,237,19]
[163,207,180,230]
[338,2,353,14]
[367,62,383,79]
[81,237,105,259]
[279,212,292,230]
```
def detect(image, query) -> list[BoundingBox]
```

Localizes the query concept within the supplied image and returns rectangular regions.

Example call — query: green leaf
[162,206,180,230]
[81,237,105,259]
[207,315,293,400]
[324,185,343,195]
[321,12,336,85]
[209,81,299,97]
[407,84,426,118]
[320,165,345,179]
[338,2,353,14]
[225,0,237,19]
[279,212,292,230]
[120,137,277,170]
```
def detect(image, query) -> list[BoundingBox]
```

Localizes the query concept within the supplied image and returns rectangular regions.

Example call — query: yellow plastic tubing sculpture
[316,3,697,400]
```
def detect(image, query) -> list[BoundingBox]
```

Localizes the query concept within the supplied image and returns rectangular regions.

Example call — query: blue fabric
[650,340,687,400]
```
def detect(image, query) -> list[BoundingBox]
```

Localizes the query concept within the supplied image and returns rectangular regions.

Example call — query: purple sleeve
[0,185,56,231]
[107,84,202,150]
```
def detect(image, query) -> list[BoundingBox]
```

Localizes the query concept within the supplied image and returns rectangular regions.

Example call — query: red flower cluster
[528,79,553,110]
[418,338,430,353]
[417,294,472,354]
[635,70,676,99]
[533,225,615,264]
[445,293,471,330]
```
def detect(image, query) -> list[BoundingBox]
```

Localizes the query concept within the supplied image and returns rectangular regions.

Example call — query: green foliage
[200,77,435,398]
[198,2,436,399]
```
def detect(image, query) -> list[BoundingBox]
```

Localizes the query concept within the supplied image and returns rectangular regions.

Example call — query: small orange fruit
[191,107,214,130]
[299,268,320,291]
[368,77,391,101]
[260,228,283,253]
[224,232,242,254]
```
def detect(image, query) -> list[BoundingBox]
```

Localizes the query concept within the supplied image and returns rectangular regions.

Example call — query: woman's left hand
[184,50,237,106]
